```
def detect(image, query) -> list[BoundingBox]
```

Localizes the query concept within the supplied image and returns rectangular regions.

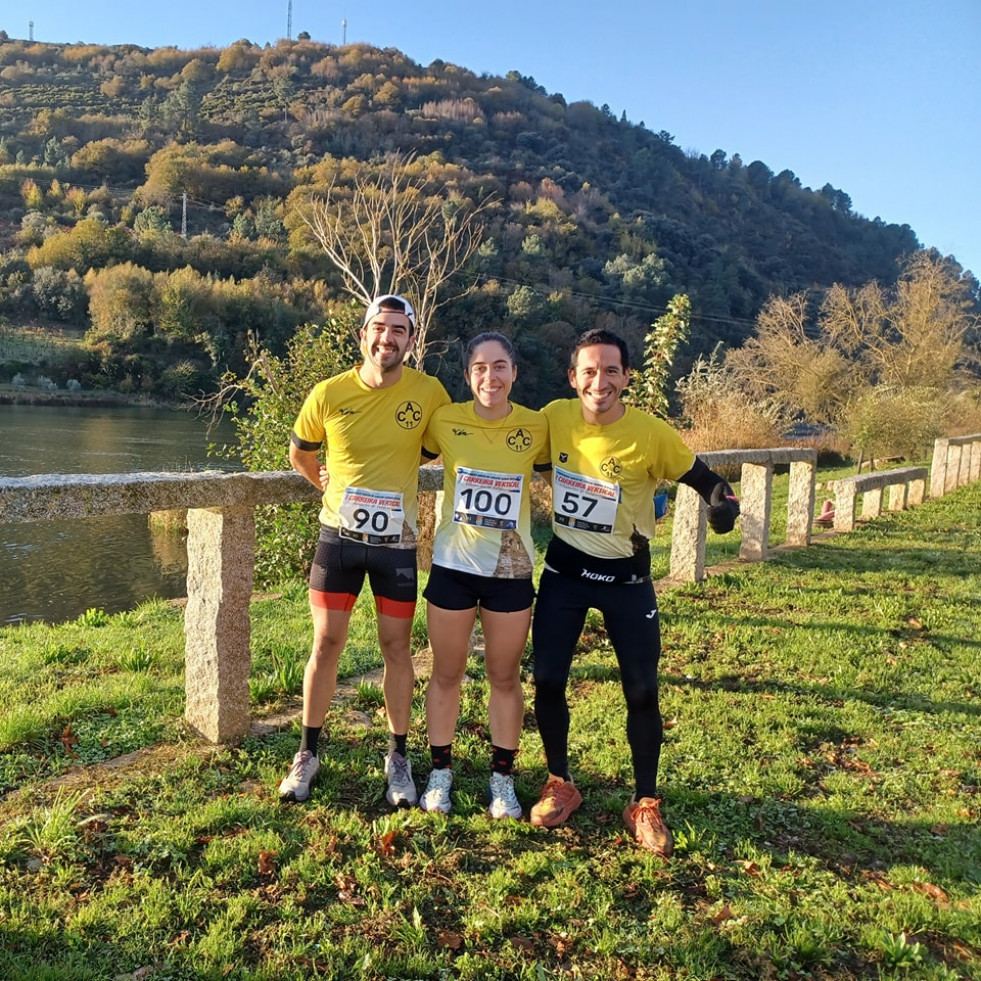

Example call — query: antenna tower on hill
[29,21,34,41]
[287,0,292,40]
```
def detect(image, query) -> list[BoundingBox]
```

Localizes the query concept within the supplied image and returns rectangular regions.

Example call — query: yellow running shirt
[423,401,550,578]
[542,398,695,559]
[292,367,449,543]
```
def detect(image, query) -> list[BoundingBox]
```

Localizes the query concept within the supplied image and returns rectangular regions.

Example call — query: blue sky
[10,0,980,278]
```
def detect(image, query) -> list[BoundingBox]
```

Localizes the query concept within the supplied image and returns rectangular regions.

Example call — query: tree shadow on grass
[660,668,981,720]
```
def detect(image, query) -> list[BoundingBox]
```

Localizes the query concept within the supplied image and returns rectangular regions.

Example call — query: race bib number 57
[338,486,405,545]
[553,466,619,533]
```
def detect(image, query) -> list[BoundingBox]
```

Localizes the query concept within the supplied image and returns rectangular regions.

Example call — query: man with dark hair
[279,295,450,806]
[530,328,740,856]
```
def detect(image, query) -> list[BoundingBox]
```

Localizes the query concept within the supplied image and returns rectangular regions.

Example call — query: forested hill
[0,33,936,402]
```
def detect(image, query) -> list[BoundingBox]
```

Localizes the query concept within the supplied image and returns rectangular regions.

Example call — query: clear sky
[10,0,980,278]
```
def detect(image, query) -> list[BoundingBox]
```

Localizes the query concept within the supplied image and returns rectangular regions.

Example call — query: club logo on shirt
[396,400,423,429]
[600,456,622,480]
[559,452,568,463]
[506,427,533,452]
[453,428,473,436]
[339,407,359,416]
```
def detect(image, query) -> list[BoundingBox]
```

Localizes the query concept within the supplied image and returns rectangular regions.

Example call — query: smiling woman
[0,404,237,625]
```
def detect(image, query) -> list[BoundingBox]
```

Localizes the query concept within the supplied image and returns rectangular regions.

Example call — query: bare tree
[293,152,492,364]
[728,251,978,429]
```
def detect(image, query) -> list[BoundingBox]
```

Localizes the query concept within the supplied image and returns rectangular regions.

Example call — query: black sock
[430,743,452,770]
[491,745,517,776]
[301,725,322,756]
[389,733,408,757]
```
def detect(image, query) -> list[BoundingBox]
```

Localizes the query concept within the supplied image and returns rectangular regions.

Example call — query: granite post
[184,506,255,743]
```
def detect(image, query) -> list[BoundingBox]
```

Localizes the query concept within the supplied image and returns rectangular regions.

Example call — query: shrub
[844,386,946,465]
[676,347,786,452]
[213,315,360,585]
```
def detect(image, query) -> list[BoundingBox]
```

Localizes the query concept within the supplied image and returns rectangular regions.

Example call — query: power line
[474,273,759,330]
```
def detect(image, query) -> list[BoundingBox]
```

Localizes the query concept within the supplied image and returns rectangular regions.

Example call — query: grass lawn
[0,476,978,980]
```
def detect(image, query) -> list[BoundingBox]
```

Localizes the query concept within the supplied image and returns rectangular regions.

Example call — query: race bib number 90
[553,466,619,534]
[452,467,523,531]
[338,486,405,545]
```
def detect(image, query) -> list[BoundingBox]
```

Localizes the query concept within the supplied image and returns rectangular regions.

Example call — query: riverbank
[0,388,175,409]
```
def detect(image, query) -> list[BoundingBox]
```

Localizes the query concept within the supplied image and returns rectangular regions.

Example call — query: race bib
[553,466,619,533]
[452,467,523,530]
[338,486,405,545]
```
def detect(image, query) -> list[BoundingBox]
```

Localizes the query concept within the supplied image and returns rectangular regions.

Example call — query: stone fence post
[931,434,981,499]
[669,448,817,581]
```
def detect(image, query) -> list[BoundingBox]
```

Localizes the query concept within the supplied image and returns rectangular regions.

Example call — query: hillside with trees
[0,31,976,405]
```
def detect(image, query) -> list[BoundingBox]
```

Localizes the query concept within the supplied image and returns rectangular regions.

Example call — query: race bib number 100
[338,486,405,545]
[553,466,619,533]
[452,467,523,530]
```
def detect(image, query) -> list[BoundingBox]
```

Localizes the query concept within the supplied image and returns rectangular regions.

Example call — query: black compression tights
[532,570,664,799]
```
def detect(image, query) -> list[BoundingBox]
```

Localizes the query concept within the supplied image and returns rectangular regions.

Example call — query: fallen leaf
[335,874,364,906]
[378,830,398,856]
[929,824,948,837]
[912,881,948,903]
[60,725,78,752]
[663,717,679,729]
[257,850,276,876]
[510,936,535,952]
[738,860,761,876]
[712,904,733,924]
[437,930,463,950]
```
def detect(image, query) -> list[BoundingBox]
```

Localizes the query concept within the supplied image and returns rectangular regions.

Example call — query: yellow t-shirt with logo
[423,401,550,578]
[292,367,449,542]
[543,398,695,559]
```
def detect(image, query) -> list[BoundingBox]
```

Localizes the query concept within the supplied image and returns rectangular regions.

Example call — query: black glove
[707,483,740,533]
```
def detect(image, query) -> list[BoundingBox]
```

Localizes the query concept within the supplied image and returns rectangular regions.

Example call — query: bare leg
[377,612,417,735]
[482,607,532,751]
[302,600,353,727]
[424,604,478,746]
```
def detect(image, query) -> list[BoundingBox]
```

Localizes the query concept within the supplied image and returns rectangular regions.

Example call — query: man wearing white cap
[280,295,450,806]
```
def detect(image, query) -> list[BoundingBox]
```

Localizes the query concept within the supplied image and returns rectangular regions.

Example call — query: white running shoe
[279,749,320,803]
[488,772,522,820]
[384,751,418,807]
[420,767,453,814]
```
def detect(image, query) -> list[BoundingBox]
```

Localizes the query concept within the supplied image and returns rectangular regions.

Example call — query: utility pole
[287,0,292,40]
[181,192,187,239]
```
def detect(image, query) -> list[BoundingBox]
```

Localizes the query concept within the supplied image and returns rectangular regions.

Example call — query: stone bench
[830,466,928,532]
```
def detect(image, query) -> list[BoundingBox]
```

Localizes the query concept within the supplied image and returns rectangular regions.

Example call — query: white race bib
[452,467,523,531]
[338,486,405,545]
[553,466,619,533]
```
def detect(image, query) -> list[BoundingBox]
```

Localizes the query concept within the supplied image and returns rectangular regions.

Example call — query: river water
[1,403,239,626]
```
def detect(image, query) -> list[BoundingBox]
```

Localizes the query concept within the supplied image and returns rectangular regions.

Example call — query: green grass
[0,321,84,366]
[0,476,979,979]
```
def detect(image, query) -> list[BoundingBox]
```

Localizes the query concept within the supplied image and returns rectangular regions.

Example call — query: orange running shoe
[622,796,673,857]
[529,777,583,828]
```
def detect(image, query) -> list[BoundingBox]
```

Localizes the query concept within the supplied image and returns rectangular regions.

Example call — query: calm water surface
[1,404,238,625]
